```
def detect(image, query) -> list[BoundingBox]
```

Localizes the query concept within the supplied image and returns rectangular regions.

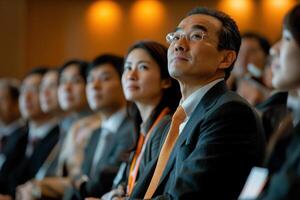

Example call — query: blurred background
[0,0,298,78]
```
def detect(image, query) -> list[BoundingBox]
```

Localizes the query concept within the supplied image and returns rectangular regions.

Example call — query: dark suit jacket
[0,125,59,195]
[0,125,28,193]
[256,91,289,141]
[130,81,266,200]
[63,115,137,199]
[257,122,300,200]
[138,115,172,181]
[113,114,172,189]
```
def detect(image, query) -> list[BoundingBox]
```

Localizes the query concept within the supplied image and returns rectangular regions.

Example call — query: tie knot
[172,106,186,122]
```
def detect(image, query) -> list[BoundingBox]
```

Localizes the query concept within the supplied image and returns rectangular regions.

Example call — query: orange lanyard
[127,107,170,195]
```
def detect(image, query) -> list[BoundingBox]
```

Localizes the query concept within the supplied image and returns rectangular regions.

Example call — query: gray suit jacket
[130,81,266,200]
[64,114,137,199]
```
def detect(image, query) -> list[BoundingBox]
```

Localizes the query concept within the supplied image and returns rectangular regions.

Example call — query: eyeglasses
[166,30,206,44]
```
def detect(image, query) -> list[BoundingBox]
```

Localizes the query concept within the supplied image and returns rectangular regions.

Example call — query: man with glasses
[129,7,265,200]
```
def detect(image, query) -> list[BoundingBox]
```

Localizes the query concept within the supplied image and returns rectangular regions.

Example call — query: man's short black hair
[0,79,20,101]
[242,32,271,55]
[87,54,124,79]
[24,67,48,79]
[186,7,241,80]
[59,60,88,83]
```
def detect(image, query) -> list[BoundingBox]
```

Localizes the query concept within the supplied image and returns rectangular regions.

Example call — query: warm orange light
[218,0,254,13]
[130,0,165,31]
[218,0,254,31]
[263,0,296,12]
[261,0,296,40]
[86,1,122,34]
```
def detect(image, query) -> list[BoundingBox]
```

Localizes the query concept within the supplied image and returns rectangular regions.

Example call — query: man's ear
[161,78,172,89]
[218,50,237,69]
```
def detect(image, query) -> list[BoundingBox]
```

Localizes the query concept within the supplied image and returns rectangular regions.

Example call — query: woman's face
[272,29,300,90]
[122,48,169,104]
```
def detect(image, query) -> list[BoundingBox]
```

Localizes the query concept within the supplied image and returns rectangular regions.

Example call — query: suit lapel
[93,116,133,175]
[83,129,101,175]
[157,81,228,187]
[96,116,128,164]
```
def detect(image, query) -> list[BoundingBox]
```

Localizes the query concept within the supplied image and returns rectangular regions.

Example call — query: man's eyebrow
[175,24,208,32]
[192,25,208,32]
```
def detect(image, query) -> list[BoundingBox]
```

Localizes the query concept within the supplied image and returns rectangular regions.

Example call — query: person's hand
[16,181,34,200]
[112,197,126,200]
[101,185,125,200]
[71,174,89,189]
[0,194,12,200]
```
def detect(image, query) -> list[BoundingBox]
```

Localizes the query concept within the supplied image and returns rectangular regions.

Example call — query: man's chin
[169,70,182,81]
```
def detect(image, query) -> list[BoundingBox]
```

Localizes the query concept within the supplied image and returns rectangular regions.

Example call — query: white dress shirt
[179,79,223,134]
[0,119,24,138]
[25,118,58,157]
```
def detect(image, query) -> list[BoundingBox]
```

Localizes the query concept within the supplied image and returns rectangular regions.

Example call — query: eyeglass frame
[165,30,224,49]
[166,30,207,44]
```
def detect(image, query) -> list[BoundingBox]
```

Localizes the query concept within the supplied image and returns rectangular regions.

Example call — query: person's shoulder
[150,114,172,138]
[74,113,101,128]
[212,90,253,111]
[207,90,261,124]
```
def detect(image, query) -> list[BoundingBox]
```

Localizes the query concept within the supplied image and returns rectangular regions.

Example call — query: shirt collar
[101,107,126,134]
[0,119,24,137]
[287,94,300,126]
[60,108,91,133]
[181,79,223,118]
[29,118,58,139]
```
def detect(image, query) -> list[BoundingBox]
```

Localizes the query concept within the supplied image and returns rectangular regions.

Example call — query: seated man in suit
[15,61,93,199]
[129,7,265,200]
[62,54,137,200]
[0,68,60,198]
[0,78,25,161]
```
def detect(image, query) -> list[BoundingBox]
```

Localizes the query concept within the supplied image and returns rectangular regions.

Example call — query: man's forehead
[177,14,222,32]
[25,74,42,82]
[92,64,116,74]
[23,75,41,86]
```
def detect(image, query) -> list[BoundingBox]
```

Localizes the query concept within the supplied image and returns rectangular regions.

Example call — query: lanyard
[127,107,170,195]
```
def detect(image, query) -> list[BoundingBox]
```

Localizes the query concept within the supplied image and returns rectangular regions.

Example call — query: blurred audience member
[240,4,300,200]
[237,77,269,106]
[39,69,62,116]
[0,78,25,155]
[256,41,290,143]
[0,68,60,198]
[57,60,91,135]
[16,61,92,200]
[62,54,136,200]
[228,32,271,90]
[0,78,26,188]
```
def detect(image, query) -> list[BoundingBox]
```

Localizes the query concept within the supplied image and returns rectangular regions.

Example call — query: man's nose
[174,38,188,52]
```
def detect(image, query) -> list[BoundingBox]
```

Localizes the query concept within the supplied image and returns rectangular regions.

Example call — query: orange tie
[144,106,186,199]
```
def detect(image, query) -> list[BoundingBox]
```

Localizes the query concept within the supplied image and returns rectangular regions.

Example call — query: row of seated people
[0,5,299,200]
